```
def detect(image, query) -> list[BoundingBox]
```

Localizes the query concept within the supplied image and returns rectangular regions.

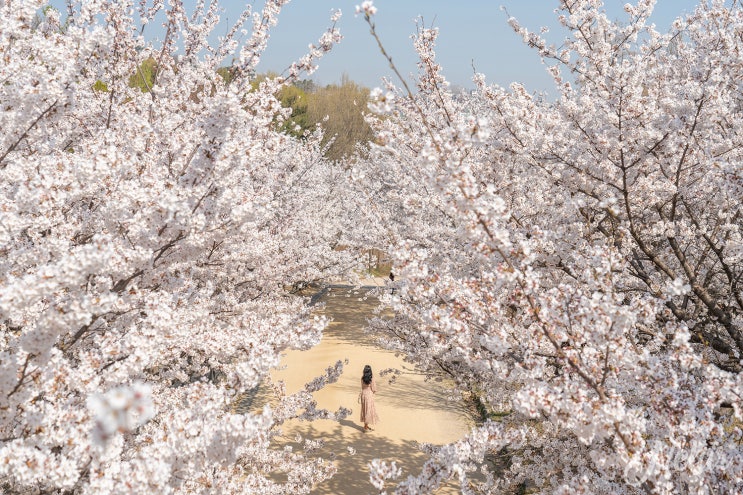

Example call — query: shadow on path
[275,421,462,495]
[312,287,394,350]
[255,287,473,494]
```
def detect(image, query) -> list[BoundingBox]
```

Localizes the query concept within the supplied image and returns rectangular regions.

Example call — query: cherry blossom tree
[357,1,743,493]
[0,1,363,493]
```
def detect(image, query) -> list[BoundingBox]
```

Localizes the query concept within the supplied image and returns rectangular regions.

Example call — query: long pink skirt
[360,388,379,425]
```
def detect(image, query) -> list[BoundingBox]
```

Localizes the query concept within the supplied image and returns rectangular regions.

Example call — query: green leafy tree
[128,57,157,92]
[276,84,311,138]
[216,66,236,85]
[221,70,372,156]
[91,80,108,93]
[294,79,316,94]
[307,74,373,160]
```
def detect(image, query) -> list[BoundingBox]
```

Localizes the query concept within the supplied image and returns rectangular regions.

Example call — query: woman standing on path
[360,365,379,431]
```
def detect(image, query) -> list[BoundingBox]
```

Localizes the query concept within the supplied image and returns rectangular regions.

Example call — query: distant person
[360,364,379,431]
[389,271,394,282]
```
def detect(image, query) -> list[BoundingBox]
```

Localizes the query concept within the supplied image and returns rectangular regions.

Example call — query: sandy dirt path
[266,283,475,494]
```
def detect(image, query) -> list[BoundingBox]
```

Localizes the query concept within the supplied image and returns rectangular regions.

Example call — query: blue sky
[252,0,701,93]
[51,1,702,94]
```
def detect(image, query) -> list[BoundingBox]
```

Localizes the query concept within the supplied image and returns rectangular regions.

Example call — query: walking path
[266,281,475,494]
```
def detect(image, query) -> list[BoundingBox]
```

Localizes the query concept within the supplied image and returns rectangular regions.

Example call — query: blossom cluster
[88,382,155,447]
[356,1,743,493]
[0,1,364,493]
[355,1,377,17]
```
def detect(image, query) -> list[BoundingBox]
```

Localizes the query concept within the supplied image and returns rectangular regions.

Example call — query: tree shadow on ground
[251,286,474,494]
[273,420,462,495]
[333,373,473,419]
[381,379,473,418]
[312,288,393,350]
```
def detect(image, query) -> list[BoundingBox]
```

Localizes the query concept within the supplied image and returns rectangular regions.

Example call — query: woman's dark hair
[362,365,373,385]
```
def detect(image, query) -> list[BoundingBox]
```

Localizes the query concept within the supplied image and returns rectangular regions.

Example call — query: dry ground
[257,281,475,494]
